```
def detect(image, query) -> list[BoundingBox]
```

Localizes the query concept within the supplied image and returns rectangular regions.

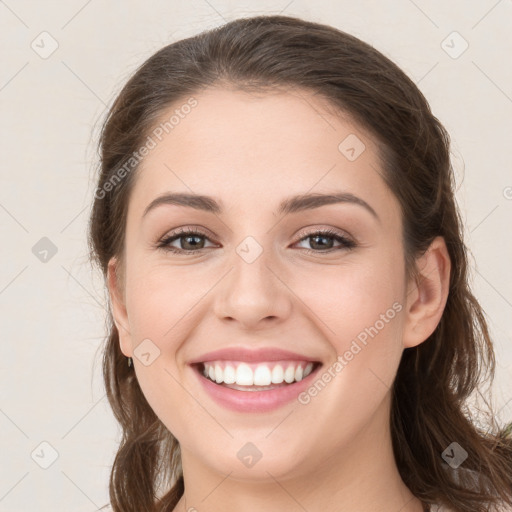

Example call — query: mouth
[190,359,323,412]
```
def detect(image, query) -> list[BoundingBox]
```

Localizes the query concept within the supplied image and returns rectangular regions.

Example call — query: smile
[191,360,322,412]
[202,360,315,388]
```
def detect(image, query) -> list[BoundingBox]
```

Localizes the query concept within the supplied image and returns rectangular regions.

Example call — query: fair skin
[107,87,450,512]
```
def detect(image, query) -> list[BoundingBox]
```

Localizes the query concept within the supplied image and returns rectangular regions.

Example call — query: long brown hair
[88,14,512,512]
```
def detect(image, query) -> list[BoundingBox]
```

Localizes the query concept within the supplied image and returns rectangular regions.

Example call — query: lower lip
[192,363,321,413]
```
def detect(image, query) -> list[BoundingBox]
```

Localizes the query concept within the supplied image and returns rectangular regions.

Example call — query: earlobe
[107,257,132,357]
[402,236,451,349]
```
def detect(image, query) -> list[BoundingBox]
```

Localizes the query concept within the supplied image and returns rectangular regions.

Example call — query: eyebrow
[142,191,379,221]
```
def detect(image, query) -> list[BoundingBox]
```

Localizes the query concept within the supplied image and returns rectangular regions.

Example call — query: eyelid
[293,225,354,243]
[160,225,217,241]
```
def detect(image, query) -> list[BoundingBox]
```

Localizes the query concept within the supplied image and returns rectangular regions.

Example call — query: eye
[157,227,216,254]
[293,228,356,254]
[156,227,356,255]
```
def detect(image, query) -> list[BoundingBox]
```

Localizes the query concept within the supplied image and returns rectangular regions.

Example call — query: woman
[88,14,512,512]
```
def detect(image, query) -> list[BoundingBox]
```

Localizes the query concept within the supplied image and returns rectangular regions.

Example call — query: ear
[107,256,132,358]
[402,236,451,349]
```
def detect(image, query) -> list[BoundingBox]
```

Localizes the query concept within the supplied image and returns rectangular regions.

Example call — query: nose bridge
[230,234,278,303]
[233,235,273,289]
[213,234,292,327]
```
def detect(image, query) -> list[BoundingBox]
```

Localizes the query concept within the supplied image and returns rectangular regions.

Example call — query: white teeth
[253,365,272,386]
[202,361,317,387]
[271,364,284,384]
[284,365,295,383]
[235,363,253,385]
[223,364,236,384]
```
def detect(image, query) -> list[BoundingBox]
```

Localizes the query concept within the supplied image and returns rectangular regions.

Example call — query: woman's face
[109,87,417,481]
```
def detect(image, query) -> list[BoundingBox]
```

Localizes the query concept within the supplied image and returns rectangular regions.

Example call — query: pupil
[311,235,333,250]
[183,235,204,250]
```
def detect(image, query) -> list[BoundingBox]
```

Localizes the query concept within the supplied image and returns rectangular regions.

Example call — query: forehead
[128,87,394,221]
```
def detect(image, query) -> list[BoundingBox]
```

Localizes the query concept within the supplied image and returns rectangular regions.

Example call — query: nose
[213,243,293,331]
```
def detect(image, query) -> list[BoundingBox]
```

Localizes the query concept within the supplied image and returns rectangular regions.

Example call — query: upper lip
[189,347,321,364]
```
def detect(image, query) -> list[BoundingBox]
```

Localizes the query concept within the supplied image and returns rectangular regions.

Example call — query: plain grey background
[1,1,511,511]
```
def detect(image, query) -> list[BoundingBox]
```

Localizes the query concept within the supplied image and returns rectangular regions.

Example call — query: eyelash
[156,227,357,255]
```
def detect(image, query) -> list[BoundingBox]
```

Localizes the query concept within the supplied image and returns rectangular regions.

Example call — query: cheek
[292,256,405,348]
[292,256,406,406]
[124,260,209,341]
[123,265,205,438]
[122,262,218,424]
[288,261,405,431]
